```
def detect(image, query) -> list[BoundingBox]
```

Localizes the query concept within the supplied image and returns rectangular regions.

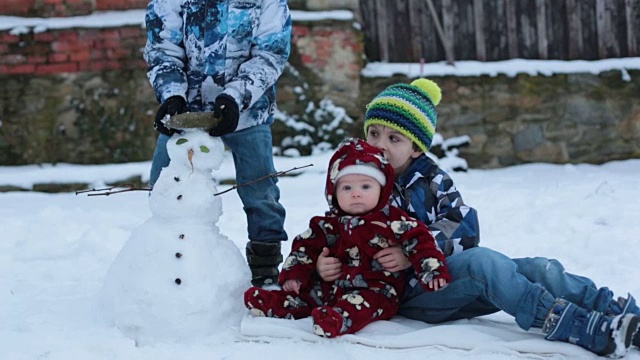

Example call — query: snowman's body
[101,130,249,345]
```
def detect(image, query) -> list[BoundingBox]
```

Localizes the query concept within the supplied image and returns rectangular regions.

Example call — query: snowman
[100,129,250,345]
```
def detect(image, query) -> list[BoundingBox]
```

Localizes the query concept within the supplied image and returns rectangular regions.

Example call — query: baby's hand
[283,279,302,294]
[427,278,448,291]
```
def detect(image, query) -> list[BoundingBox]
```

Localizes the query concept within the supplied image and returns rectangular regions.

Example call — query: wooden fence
[360,0,640,63]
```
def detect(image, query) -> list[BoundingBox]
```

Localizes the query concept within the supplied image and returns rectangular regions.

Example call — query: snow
[2,146,640,359]
[362,58,640,79]
[0,9,353,34]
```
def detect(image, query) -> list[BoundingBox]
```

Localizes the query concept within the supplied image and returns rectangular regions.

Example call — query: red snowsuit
[244,138,450,337]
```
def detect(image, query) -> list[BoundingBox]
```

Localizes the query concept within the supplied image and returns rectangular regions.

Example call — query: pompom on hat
[363,78,442,152]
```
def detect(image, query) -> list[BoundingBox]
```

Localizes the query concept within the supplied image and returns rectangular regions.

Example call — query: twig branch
[75,184,151,196]
[75,164,314,197]
[214,164,313,196]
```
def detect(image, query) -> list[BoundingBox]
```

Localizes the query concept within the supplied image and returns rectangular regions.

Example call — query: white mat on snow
[238,312,604,358]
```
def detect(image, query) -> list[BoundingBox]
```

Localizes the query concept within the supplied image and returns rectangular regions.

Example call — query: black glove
[154,96,188,136]
[209,94,239,137]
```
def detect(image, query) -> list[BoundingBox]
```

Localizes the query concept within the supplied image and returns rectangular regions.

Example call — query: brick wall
[0,0,147,17]
[0,27,147,75]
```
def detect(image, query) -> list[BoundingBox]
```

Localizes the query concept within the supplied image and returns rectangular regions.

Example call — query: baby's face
[335,174,381,215]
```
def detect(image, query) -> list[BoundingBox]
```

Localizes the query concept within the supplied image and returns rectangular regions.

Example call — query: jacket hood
[326,138,395,216]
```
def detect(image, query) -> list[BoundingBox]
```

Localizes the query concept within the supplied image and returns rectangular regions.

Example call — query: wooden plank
[441,0,456,63]
[358,0,379,62]
[580,0,598,59]
[505,0,518,58]
[605,0,621,58]
[486,0,508,60]
[625,0,637,56]
[536,0,548,59]
[426,0,455,64]
[519,1,537,58]
[547,0,567,59]
[419,0,442,62]
[408,0,424,61]
[389,0,411,62]
[596,0,607,58]
[566,0,583,59]
[375,0,389,62]
[473,0,486,61]
[454,0,476,60]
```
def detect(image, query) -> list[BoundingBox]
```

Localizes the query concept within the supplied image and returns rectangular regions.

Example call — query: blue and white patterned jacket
[144,0,292,131]
[391,154,480,257]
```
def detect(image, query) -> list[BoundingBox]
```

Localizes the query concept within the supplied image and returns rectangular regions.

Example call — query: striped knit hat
[364,78,442,152]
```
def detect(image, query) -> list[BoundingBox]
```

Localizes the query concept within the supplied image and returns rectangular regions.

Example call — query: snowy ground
[1,151,640,359]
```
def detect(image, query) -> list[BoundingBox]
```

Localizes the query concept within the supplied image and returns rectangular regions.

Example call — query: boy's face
[335,174,381,215]
[366,124,422,176]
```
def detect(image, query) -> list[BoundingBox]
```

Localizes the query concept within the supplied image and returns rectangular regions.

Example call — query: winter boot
[543,298,639,358]
[246,241,283,288]
[607,293,640,348]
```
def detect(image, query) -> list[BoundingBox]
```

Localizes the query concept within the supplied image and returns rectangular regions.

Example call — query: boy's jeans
[399,247,614,330]
[149,124,287,243]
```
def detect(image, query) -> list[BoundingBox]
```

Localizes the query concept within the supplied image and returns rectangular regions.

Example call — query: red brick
[119,27,144,39]
[95,38,122,50]
[36,62,78,74]
[3,0,37,16]
[69,50,91,62]
[57,30,79,42]
[78,30,103,42]
[101,29,122,40]
[49,53,69,62]
[33,32,56,42]
[0,44,8,53]
[43,0,64,5]
[28,56,48,64]
[51,41,85,52]
[292,26,309,37]
[3,64,36,74]
[1,33,21,44]
[89,49,107,60]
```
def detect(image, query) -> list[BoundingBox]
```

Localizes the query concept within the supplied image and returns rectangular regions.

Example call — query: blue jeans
[150,124,287,243]
[399,247,615,330]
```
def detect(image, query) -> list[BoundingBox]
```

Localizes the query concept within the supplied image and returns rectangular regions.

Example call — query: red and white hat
[325,138,395,215]
[335,164,386,186]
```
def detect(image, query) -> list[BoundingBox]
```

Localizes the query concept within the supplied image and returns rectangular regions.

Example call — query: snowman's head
[167,130,225,173]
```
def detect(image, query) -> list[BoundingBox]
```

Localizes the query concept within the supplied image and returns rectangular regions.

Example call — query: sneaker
[543,298,639,358]
[246,241,283,287]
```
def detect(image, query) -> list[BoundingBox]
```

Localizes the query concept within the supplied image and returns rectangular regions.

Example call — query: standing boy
[144,0,291,287]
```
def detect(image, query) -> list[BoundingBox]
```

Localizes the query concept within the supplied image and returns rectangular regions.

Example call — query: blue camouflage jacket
[391,154,480,257]
[144,0,292,131]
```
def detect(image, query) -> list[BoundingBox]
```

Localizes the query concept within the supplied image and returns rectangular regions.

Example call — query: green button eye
[200,145,210,153]
[176,138,188,145]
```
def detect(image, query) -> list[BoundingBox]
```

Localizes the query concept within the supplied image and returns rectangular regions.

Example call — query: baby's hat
[325,138,395,214]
